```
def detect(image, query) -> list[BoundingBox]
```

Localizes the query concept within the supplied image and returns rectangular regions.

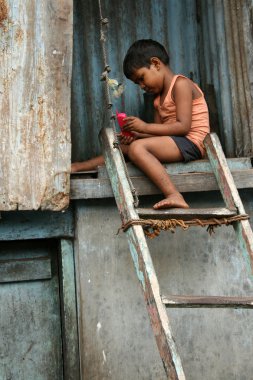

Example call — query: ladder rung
[137,207,237,220]
[162,295,253,308]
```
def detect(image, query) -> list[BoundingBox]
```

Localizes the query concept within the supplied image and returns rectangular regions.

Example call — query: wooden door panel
[0,240,63,380]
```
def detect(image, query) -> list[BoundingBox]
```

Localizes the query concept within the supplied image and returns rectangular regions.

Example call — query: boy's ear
[150,57,161,70]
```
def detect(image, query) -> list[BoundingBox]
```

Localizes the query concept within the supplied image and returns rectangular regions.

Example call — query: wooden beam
[59,240,80,380]
[97,157,252,178]
[70,169,253,199]
[162,295,253,308]
[0,256,51,283]
[137,207,237,220]
[0,0,72,211]
[0,209,74,240]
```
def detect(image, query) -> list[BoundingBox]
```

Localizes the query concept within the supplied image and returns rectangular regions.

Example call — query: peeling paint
[96,322,102,333]
[0,0,8,28]
[128,237,145,290]
[0,1,72,211]
[102,350,106,364]
[15,25,23,43]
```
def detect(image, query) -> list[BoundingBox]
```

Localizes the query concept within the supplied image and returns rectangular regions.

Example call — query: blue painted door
[0,239,63,380]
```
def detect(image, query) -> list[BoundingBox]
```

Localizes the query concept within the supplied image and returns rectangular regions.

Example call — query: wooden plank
[0,208,74,240]
[162,295,253,308]
[137,207,237,220]
[70,169,253,199]
[204,133,253,273]
[0,240,63,378]
[0,0,72,211]
[0,256,51,283]
[100,127,185,380]
[97,157,252,178]
[59,240,80,380]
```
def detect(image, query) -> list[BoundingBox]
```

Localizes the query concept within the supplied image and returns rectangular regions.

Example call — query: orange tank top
[153,75,210,156]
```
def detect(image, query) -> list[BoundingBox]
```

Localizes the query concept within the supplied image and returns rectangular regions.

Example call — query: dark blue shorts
[170,136,202,162]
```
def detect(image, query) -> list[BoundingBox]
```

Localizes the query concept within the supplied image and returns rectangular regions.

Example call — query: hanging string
[98,0,139,207]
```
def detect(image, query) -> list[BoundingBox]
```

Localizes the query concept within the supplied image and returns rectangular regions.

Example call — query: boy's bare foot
[153,192,189,210]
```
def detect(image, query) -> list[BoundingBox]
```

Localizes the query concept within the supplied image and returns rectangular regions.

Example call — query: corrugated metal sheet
[198,0,253,157]
[71,0,199,161]
[71,0,253,160]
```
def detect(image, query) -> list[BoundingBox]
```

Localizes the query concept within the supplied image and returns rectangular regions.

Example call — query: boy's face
[130,63,163,95]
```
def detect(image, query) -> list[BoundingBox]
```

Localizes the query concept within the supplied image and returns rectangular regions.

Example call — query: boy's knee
[128,140,144,162]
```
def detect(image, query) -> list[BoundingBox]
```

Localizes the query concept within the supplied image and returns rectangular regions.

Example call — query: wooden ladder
[99,128,253,380]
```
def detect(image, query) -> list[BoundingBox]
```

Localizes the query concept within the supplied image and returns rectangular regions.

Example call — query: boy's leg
[71,155,105,172]
[127,136,189,209]
[71,144,130,173]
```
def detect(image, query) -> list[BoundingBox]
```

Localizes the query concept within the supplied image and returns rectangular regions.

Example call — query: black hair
[123,39,170,79]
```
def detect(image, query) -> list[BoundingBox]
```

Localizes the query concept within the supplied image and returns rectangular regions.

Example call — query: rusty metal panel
[0,0,73,210]
[72,0,253,160]
[223,0,253,157]
[71,0,199,162]
[198,0,253,157]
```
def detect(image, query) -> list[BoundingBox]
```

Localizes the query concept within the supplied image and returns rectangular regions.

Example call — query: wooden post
[0,0,72,210]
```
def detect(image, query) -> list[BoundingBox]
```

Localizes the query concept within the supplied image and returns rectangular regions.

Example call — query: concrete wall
[73,190,253,380]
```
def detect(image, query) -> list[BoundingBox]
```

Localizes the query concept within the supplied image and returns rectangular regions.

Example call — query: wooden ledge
[162,295,253,308]
[70,158,253,200]
[137,207,237,220]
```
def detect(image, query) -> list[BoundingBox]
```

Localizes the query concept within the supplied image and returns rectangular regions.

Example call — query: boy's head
[123,39,170,79]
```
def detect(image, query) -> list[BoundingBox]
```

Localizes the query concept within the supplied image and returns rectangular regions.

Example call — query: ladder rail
[100,127,185,380]
[100,129,253,378]
[204,133,253,273]
[162,295,253,308]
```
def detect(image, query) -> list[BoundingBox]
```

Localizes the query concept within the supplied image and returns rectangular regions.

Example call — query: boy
[71,39,210,209]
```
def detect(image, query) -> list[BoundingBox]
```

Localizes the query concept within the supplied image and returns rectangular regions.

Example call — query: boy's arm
[154,108,162,123]
[133,109,162,138]
[124,78,193,136]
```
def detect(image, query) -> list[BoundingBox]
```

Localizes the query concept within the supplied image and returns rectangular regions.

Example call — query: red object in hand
[116,112,134,137]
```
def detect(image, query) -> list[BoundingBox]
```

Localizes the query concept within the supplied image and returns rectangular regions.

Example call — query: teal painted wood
[97,157,252,178]
[0,208,74,241]
[204,133,253,274]
[59,239,80,380]
[0,256,51,283]
[0,0,73,211]
[100,127,185,380]
[0,240,63,380]
[70,168,253,200]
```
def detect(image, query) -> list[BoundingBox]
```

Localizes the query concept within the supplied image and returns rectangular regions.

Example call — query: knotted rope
[119,214,250,238]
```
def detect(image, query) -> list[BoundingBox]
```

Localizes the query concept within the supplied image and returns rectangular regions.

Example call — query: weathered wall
[74,190,253,380]
[71,0,253,161]
[198,0,253,157]
[0,0,73,210]
[0,209,80,380]
[71,0,200,162]
[0,239,63,380]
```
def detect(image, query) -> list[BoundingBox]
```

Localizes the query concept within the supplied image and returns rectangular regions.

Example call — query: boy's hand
[117,133,136,145]
[123,116,147,133]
